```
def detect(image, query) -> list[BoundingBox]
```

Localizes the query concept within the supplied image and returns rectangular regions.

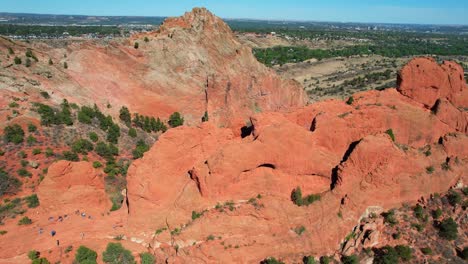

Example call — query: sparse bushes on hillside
[128,128,137,138]
[17,168,32,177]
[33,101,73,126]
[102,242,135,264]
[168,112,184,128]
[447,190,461,206]
[14,56,21,64]
[28,123,37,133]
[75,245,98,264]
[45,148,54,157]
[4,124,25,144]
[89,132,99,142]
[93,161,103,168]
[96,142,119,160]
[40,91,50,99]
[385,129,395,142]
[260,257,285,264]
[382,209,398,226]
[341,255,358,264]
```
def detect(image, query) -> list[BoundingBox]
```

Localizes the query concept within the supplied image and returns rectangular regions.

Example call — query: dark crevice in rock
[241,125,254,138]
[257,163,276,169]
[331,140,362,190]
[310,117,317,132]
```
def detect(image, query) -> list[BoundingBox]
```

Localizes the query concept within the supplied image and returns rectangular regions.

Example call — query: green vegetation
[31,257,51,264]
[341,255,358,264]
[25,58,32,67]
[421,247,432,255]
[0,24,120,36]
[432,208,442,219]
[71,139,94,154]
[202,111,209,122]
[191,210,205,221]
[461,247,468,260]
[89,132,99,142]
[0,230,7,235]
[78,105,121,143]
[17,168,32,177]
[132,114,167,133]
[319,256,331,264]
[291,186,320,206]
[102,242,135,264]
[75,245,98,264]
[27,135,37,145]
[413,204,428,222]
[18,216,32,225]
[9,101,19,108]
[64,62,68,69]
[395,245,412,261]
[140,252,155,264]
[382,210,398,226]
[32,148,42,155]
[3,124,25,144]
[134,42,139,49]
[25,48,38,62]
[0,169,21,196]
[96,142,119,160]
[168,112,184,128]
[385,129,395,142]
[40,91,50,99]
[45,148,54,157]
[93,161,103,168]
[438,217,458,240]
[48,58,53,65]
[128,128,137,138]
[119,106,132,127]
[293,225,306,236]
[25,194,39,208]
[28,123,37,133]
[33,100,73,126]
[14,56,21,64]
[302,256,316,264]
[426,166,435,174]
[28,250,39,260]
[346,97,354,105]
[8,47,14,55]
[373,245,413,263]
[132,140,149,159]
[261,257,285,264]
[62,151,79,162]
[447,190,461,206]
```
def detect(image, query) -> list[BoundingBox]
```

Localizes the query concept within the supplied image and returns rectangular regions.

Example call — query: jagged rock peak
[159,7,232,34]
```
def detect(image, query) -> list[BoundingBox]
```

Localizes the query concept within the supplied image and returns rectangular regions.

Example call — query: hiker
[51,230,56,237]
[38,228,43,235]
[81,212,86,218]
[58,216,63,222]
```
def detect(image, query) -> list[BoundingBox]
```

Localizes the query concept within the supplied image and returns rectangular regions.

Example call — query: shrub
[382,210,398,226]
[18,168,32,177]
[373,246,398,264]
[93,161,103,168]
[319,256,331,264]
[64,62,68,69]
[191,210,204,220]
[75,245,97,264]
[48,58,53,65]
[27,135,37,145]
[89,132,99,142]
[341,255,358,264]
[413,204,426,221]
[119,106,131,127]
[21,159,29,167]
[0,169,21,196]
[294,225,306,236]
[18,216,32,225]
[260,257,285,264]
[128,128,137,138]
[9,101,19,108]
[25,58,32,67]
[291,187,320,206]
[385,129,395,142]
[3,124,25,144]
[140,252,155,264]
[27,123,37,133]
[0,149,4,156]
[134,42,139,49]
[25,194,40,208]
[447,190,461,206]
[132,140,149,159]
[426,166,434,174]
[96,142,118,160]
[202,111,209,122]
[346,96,354,105]
[168,112,184,128]
[432,208,442,219]
[102,242,135,264]
[45,148,54,157]
[438,217,458,240]
[32,258,50,264]
[395,245,412,261]
[107,124,121,144]
[32,148,42,155]
[71,139,94,154]
[40,91,50,99]
[0,230,7,235]
[14,56,21,64]
[18,150,27,158]
[62,151,79,162]
[28,250,39,260]
[421,247,432,255]
[461,247,468,260]
[303,256,316,264]
[144,37,149,42]
[65,245,73,253]
[8,47,14,54]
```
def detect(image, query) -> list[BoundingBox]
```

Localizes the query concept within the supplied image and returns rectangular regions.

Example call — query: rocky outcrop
[124,60,468,262]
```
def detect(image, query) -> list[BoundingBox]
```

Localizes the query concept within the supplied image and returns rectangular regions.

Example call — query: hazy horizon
[1,0,468,26]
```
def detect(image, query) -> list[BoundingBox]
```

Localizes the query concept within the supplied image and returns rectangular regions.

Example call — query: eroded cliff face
[123,57,468,262]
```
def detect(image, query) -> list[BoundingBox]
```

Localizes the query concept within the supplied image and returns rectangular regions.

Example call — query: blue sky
[2,0,468,25]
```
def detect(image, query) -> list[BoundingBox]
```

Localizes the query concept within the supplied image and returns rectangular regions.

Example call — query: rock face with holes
[125,58,468,263]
